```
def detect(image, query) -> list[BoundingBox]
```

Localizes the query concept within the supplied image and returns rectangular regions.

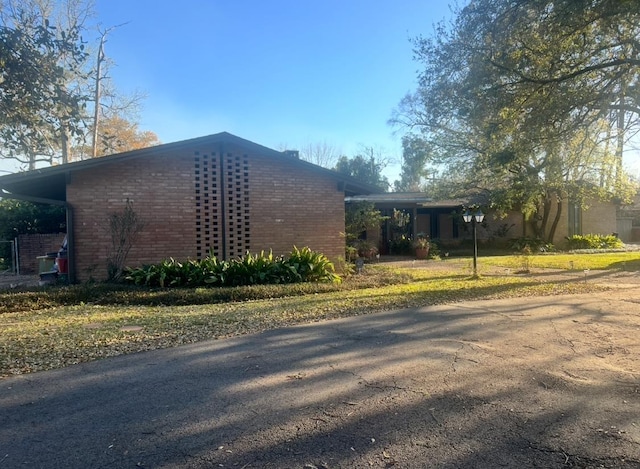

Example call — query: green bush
[0,265,411,314]
[285,246,341,283]
[427,239,441,259]
[389,237,413,255]
[124,247,340,288]
[566,234,623,250]
[509,237,554,253]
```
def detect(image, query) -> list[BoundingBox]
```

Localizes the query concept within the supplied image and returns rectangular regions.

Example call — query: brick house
[347,192,620,254]
[0,132,378,281]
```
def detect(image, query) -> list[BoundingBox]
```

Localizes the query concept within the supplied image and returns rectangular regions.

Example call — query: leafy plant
[427,239,442,260]
[389,236,413,255]
[509,237,554,253]
[414,233,430,249]
[354,240,378,259]
[285,246,341,284]
[566,234,623,250]
[125,247,340,288]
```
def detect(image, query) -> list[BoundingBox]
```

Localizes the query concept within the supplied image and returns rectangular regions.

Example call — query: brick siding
[17,233,66,275]
[67,150,197,281]
[66,143,346,281]
[249,152,345,260]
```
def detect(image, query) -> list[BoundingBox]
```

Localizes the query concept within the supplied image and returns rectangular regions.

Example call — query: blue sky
[89,0,456,181]
[3,1,635,181]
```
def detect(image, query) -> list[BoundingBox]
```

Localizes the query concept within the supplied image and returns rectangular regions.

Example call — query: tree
[298,141,342,168]
[105,199,144,280]
[0,0,146,168]
[0,6,88,169]
[391,0,639,242]
[88,22,146,159]
[394,134,433,192]
[0,199,66,238]
[75,115,160,158]
[345,202,387,243]
[334,147,390,192]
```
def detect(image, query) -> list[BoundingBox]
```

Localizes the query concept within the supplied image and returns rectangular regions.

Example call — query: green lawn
[481,251,640,271]
[2,250,636,378]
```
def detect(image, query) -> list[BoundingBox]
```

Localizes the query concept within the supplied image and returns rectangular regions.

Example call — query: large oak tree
[392,0,639,242]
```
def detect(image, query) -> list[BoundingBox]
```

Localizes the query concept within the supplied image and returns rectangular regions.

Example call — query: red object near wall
[55,257,68,274]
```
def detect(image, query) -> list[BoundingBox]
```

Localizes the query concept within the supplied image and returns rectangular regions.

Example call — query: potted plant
[414,234,430,259]
[355,240,378,260]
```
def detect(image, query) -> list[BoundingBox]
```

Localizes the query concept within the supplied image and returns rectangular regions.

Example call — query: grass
[2,251,636,378]
[480,251,640,271]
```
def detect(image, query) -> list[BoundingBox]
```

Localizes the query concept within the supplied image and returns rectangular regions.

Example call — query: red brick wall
[67,150,197,281]
[17,233,66,275]
[66,144,346,281]
[248,152,345,262]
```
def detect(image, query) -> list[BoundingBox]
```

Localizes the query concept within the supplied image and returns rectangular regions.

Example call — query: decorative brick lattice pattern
[195,152,221,259]
[225,153,250,259]
[194,151,250,260]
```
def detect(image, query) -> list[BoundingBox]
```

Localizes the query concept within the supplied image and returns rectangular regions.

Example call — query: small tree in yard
[106,199,144,280]
[345,202,387,259]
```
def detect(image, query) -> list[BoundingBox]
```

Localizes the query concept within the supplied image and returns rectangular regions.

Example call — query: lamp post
[463,209,484,278]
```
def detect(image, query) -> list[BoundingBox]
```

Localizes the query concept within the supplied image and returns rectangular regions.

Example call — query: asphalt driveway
[1,289,639,468]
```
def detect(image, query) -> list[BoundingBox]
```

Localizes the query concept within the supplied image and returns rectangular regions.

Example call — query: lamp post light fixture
[463,208,485,278]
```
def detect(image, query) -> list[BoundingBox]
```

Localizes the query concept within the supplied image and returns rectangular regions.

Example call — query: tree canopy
[0,9,87,169]
[0,199,66,239]
[0,0,149,169]
[394,135,433,192]
[392,0,639,242]
[75,115,160,158]
[334,149,390,192]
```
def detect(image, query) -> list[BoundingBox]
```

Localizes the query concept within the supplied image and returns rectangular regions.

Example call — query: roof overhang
[0,132,382,203]
[0,170,69,202]
[345,193,468,209]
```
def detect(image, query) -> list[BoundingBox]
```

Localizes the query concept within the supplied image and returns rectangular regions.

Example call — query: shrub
[124,247,340,288]
[352,240,378,259]
[345,245,358,262]
[427,239,441,259]
[284,246,341,284]
[389,236,413,255]
[566,234,623,250]
[509,237,554,253]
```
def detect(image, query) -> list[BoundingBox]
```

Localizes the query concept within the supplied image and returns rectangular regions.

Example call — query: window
[568,201,582,236]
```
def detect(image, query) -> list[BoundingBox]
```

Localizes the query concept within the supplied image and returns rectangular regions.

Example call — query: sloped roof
[345,192,470,208]
[0,132,381,202]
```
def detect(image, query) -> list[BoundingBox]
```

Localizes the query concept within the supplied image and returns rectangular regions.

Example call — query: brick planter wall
[17,233,66,275]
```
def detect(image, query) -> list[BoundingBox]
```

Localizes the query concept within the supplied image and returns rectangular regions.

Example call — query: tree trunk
[60,127,71,164]
[91,34,106,158]
[547,196,563,244]
[539,195,551,239]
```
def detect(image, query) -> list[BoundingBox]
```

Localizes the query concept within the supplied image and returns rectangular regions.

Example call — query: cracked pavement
[1,288,639,468]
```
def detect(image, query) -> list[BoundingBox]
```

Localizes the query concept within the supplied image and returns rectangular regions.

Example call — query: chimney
[284,150,299,159]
